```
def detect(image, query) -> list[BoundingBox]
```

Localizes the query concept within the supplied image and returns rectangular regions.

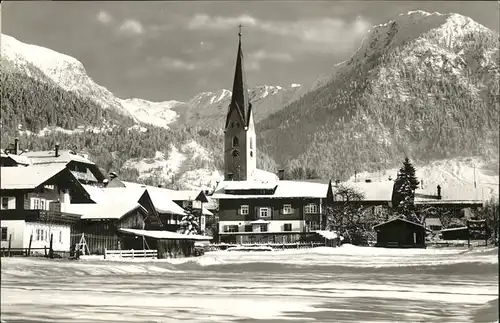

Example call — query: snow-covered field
[348,157,499,200]
[1,245,498,322]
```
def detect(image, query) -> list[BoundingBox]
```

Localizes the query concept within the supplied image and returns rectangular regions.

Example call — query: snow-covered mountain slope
[172,84,303,129]
[347,157,499,201]
[120,98,183,129]
[259,10,499,179]
[1,33,303,130]
[0,34,132,117]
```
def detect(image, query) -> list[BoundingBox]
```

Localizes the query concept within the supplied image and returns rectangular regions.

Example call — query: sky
[2,1,499,102]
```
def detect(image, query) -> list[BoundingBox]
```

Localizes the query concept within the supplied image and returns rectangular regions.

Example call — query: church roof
[224,30,252,130]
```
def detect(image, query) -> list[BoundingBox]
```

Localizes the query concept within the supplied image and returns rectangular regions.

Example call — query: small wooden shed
[373,217,427,248]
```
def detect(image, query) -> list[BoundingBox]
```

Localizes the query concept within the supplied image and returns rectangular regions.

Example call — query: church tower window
[232,136,239,147]
[250,138,253,149]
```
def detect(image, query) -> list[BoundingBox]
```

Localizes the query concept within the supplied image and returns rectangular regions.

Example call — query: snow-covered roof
[122,181,215,214]
[67,202,146,220]
[213,180,328,199]
[343,181,394,201]
[315,230,341,240]
[119,228,212,241]
[441,226,468,232]
[0,153,31,165]
[223,181,278,191]
[1,164,67,190]
[82,184,187,216]
[425,217,442,227]
[23,149,96,165]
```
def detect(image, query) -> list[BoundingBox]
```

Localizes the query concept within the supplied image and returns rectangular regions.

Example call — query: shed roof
[1,164,68,190]
[373,217,426,229]
[119,228,212,241]
[441,226,468,232]
[67,202,146,220]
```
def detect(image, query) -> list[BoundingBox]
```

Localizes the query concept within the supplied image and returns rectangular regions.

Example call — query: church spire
[225,25,252,130]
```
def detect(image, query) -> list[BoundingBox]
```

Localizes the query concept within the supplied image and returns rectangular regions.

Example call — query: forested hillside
[257,12,499,180]
[0,59,134,133]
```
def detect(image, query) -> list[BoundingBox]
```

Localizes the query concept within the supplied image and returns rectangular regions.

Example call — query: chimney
[278,169,284,180]
[14,138,19,155]
[437,185,442,199]
[227,173,234,181]
[55,143,60,157]
[335,179,340,186]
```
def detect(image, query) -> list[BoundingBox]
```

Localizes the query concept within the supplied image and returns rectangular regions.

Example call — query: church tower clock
[223,25,257,181]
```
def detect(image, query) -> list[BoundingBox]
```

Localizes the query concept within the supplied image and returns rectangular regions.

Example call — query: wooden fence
[209,242,326,251]
[104,249,158,260]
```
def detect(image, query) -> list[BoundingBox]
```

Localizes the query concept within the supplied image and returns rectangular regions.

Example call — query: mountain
[258,11,499,180]
[171,84,304,130]
[1,11,498,195]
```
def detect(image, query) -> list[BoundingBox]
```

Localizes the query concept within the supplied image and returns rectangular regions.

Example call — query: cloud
[97,11,113,25]
[159,57,222,71]
[187,14,371,54]
[188,14,257,30]
[119,19,144,35]
[249,50,294,63]
[160,57,196,71]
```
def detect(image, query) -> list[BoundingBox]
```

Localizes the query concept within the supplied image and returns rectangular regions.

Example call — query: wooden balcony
[0,209,82,225]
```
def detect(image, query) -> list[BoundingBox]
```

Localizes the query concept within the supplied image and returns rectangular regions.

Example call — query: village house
[23,144,106,185]
[65,184,188,254]
[107,177,215,232]
[0,164,92,254]
[1,139,105,185]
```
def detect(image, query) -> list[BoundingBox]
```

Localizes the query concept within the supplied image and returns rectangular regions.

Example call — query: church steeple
[223,26,257,181]
[225,25,252,131]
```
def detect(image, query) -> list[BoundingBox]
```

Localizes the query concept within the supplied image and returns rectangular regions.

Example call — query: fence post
[104,248,107,260]
[44,246,47,257]
[132,249,134,259]
[8,234,12,257]
[27,234,33,257]
[49,233,54,259]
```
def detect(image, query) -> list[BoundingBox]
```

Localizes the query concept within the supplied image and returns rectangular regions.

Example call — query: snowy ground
[1,245,498,322]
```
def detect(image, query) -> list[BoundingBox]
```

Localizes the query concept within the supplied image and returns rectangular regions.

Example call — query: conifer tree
[392,157,420,222]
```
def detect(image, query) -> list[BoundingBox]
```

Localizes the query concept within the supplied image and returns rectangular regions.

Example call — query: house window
[244,225,252,232]
[59,231,63,243]
[40,199,45,211]
[260,224,268,232]
[304,203,318,214]
[259,207,270,218]
[232,136,239,147]
[250,138,253,149]
[1,227,7,241]
[307,221,320,231]
[282,204,292,214]
[284,223,292,232]
[240,205,249,215]
[36,229,45,241]
[31,198,41,210]
[224,225,238,233]
[1,197,9,210]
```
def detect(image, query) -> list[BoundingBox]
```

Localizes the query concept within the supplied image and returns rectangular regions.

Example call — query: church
[211,29,334,244]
